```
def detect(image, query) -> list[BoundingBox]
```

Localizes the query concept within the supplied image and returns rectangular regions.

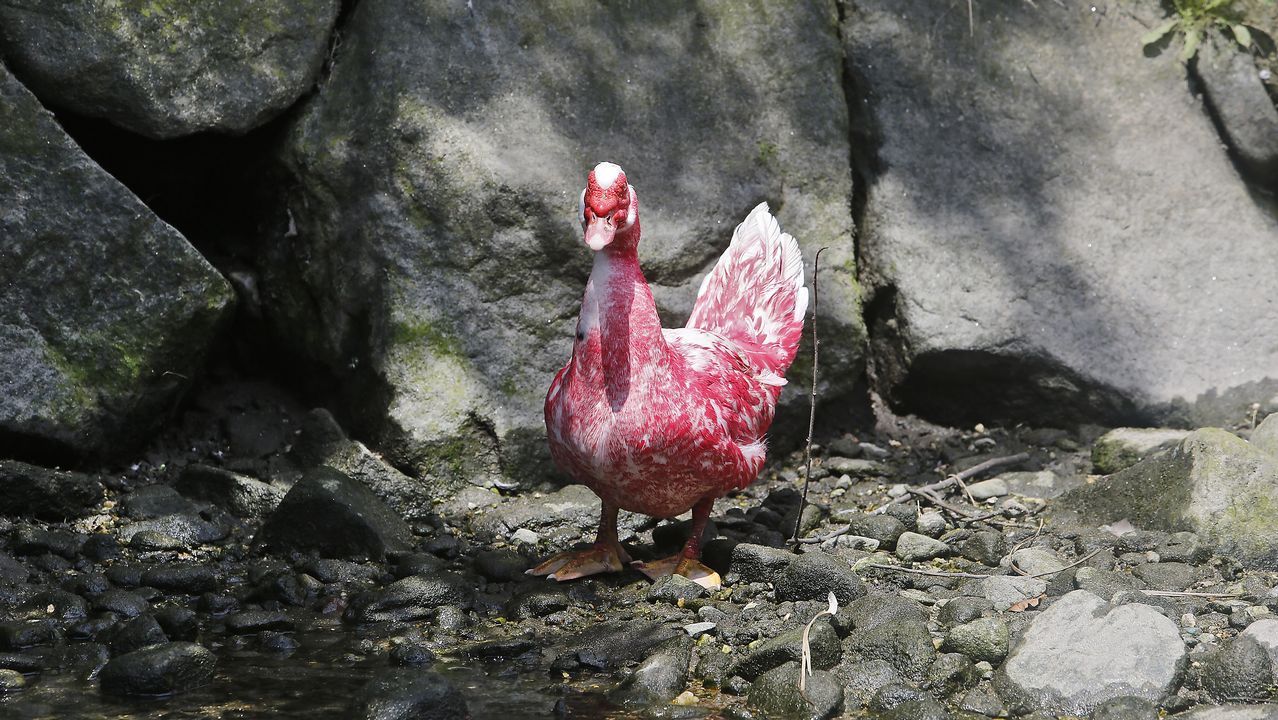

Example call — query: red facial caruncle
[579,161,638,251]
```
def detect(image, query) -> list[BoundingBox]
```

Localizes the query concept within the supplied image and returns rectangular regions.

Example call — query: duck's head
[578,162,639,252]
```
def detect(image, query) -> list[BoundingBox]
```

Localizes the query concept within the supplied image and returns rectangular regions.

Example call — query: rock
[118,514,226,547]
[0,65,234,459]
[473,549,529,583]
[1200,633,1274,703]
[774,551,866,605]
[609,635,693,707]
[98,642,215,696]
[846,0,1278,428]
[824,457,886,477]
[1073,567,1145,601]
[1239,618,1278,672]
[926,652,978,695]
[844,614,936,681]
[225,611,293,635]
[1009,548,1066,578]
[841,513,907,549]
[960,531,1008,566]
[728,619,839,680]
[292,410,440,518]
[471,485,644,542]
[0,620,58,650]
[995,590,1186,715]
[553,621,678,673]
[175,465,285,518]
[1197,36,1278,187]
[265,0,865,489]
[348,668,467,720]
[937,597,994,627]
[942,617,1010,663]
[108,615,167,655]
[647,575,708,605]
[1133,562,1207,591]
[998,470,1068,499]
[966,478,1008,500]
[343,573,473,623]
[0,460,103,521]
[843,659,905,707]
[121,485,197,519]
[503,586,570,620]
[914,512,946,538]
[747,661,843,720]
[1092,428,1190,474]
[1092,696,1159,720]
[1252,413,1278,458]
[130,531,188,552]
[728,543,794,584]
[1171,706,1278,720]
[1159,532,1210,564]
[389,642,435,667]
[1063,429,1278,568]
[0,0,340,138]
[0,668,25,692]
[0,653,41,674]
[256,467,414,561]
[894,532,949,562]
[140,564,220,595]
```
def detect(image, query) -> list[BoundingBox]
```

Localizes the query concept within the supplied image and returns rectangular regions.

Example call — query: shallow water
[0,621,578,720]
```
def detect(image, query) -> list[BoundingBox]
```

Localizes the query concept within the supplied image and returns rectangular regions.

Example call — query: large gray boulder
[1062,428,1278,569]
[0,65,233,458]
[844,0,1278,427]
[264,0,864,488]
[1196,35,1278,188]
[0,0,340,138]
[995,590,1185,715]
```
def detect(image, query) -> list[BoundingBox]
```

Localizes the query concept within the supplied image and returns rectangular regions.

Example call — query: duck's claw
[632,555,722,591]
[527,544,631,582]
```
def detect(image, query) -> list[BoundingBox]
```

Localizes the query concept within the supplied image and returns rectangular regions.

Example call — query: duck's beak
[584,211,616,251]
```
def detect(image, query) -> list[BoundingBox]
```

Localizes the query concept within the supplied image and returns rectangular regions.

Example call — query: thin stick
[1141,590,1244,598]
[864,563,992,579]
[872,452,1030,514]
[1011,548,1104,578]
[792,247,829,551]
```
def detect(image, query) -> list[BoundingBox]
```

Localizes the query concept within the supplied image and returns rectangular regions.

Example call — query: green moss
[390,319,464,360]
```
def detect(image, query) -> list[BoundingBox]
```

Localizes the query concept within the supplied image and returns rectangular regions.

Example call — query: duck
[531,162,807,589]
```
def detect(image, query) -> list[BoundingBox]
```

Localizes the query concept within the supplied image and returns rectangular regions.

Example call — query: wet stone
[845,614,937,680]
[141,565,220,594]
[60,642,110,676]
[176,464,285,519]
[390,642,435,666]
[728,619,839,680]
[13,526,83,558]
[256,467,414,561]
[0,621,59,650]
[0,653,41,674]
[553,621,678,672]
[775,551,866,605]
[98,642,216,696]
[843,659,905,707]
[118,514,227,546]
[472,549,529,582]
[504,586,571,619]
[648,574,708,604]
[225,610,293,634]
[130,531,189,552]
[747,661,843,720]
[344,573,474,623]
[0,668,25,693]
[92,589,150,619]
[349,668,468,720]
[121,485,198,519]
[1090,695,1159,720]
[0,554,29,584]
[153,606,198,641]
[609,635,693,707]
[258,631,299,654]
[32,588,88,621]
[68,616,119,641]
[927,652,978,694]
[942,617,1010,663]
[109,615,168,655]
[727,543,792,584]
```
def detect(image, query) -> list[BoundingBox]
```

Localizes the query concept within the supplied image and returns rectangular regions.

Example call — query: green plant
[1143,0,1275,61]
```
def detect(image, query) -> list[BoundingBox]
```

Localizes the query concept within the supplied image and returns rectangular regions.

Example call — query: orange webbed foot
[527,543,632,582]
[632,555,722,591]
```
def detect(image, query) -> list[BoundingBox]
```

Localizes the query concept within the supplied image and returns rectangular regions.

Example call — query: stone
[942,617,1010,664]
[1200,633,1274,703]
[225,611,293,635]
[92,588,150,619]
[256,467,414,561]
[389,642,435,667]
[1239,618,1278,672]
[999,470,1068,499]
[1091,696,1159,720]
[747,661,843,720]
[774,551,866,605]
[728,619,839,680]
[647,575,708,605]
[609,635,693,707]
[1196,36,1278,187]
[844,615,936,681]
[0,0,340,138]
[960,531,1008,566]
[841,513,907,549]
[1172,707,1278,720]
[1253,413,1278,458]
[175,464,285,518]
[0,668,24,693]
[141,564,220,594]
[348,668,468,720]
[117,515,226,547]
[914,511,947,538]
[937,597,994,628]
[264,0,865,489]
[843,659,904,707]
[1063,429,1278,569]
[108,615,167,655]
[343,573,474,623]
[727,543,793,584]
[0,65,233,459]
[966,478,1008,500]
[824,457,887,477]
[503,586,570,620]
[1009,548,1066,578]
[553,621,678,672]
[472,549,529,583]
[894,532,950,562]
[927,652,978,695]
[0,460,103,521]
[292,410,441,518]
[121,485,197,519]
[1158,532,1209,564]
[1092,428,1190,474]
[1133,562,1207,591]
[995,590,1186,715]
[471,484,645,542]
[1073,567,1145,601]
[846,0,1278,428]
[98,642,216,696]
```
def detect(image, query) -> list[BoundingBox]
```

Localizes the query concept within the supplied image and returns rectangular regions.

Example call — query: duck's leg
[527,502,632,581]
[633,497,722,590]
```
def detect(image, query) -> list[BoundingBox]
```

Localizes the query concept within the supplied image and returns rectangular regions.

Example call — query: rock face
[1091,427,1191,474]
[0,0,340,138]
[845,0,1278,428]
[0,65,234,459]
[1063,428,1278,569]
[995,590,1185,715]
[265,0,864,488]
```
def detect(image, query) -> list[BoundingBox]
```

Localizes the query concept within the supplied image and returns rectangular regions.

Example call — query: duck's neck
[574,242,667,406]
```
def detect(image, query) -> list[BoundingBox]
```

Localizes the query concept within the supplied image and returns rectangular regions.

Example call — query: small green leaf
[1180,30,1202,60]
[1233,24,1252,47]
[1142,18,1180,46]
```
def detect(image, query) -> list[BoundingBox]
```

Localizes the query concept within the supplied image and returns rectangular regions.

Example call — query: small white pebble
[511,528,540,545]
[672,690,698,706]
[1261,68,1272,81]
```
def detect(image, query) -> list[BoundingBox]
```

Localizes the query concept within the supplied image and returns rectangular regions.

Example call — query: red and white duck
[531,162,807,589]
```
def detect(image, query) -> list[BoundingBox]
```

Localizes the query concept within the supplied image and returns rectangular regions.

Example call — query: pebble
[511,528,540,545]
[941,617,1009,662]
[99,642,216,696]
[343,572,474,623]
[747,660,843,719]
[966,478,1008,499]
[960,530,1007,566]
[980,576,1046,611]
[608,636,693,707]
[774,551,866,604]
[1009,547,1067,577]
[348,669,467,720]
[0,668,25,693]
[683,622,716,637]
[894,532,950,562]
[915,512,947,538]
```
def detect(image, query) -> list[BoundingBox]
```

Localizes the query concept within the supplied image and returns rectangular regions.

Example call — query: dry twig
[792,247,828,551]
